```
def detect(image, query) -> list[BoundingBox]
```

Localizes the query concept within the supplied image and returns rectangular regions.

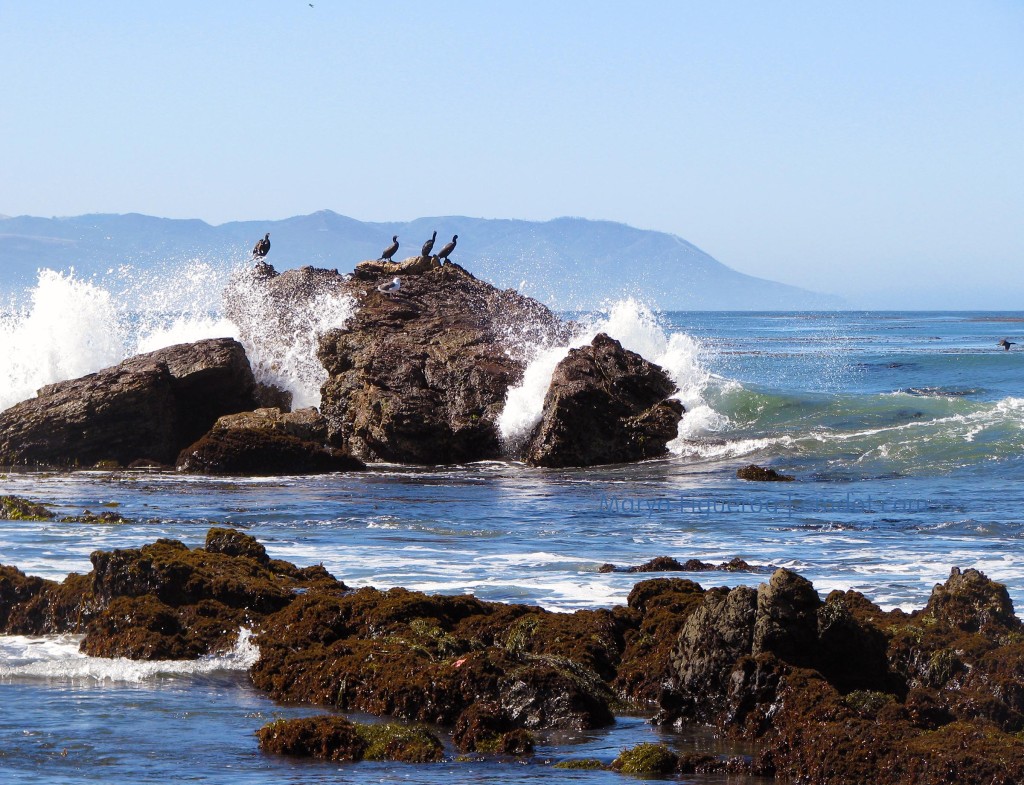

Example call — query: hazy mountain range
[0,211,841,310]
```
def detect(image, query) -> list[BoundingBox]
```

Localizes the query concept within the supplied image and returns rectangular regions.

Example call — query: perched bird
[379,235,399,262]
[999,339,1016,351]
[437,234,458,264]
[252,232,271,259]
[377,277,401,296]
[421,230,437,257]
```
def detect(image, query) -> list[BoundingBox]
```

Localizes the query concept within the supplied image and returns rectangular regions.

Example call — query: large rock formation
[0,260,685,470]
[523,333,683,467]
[317,258,569,463]
[0,338,259,468]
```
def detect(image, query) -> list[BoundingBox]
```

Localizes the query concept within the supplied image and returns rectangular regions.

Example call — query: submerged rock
[524,333,683,468]
[176,407,365,475]
[256,716,445,763]
[736,464,794,482]
[0,338,258,468]
[0,495,56,520]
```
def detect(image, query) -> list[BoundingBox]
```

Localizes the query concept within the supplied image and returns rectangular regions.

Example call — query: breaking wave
[0,264,353,412]
[497,298,730,448]
[0,628,259,682]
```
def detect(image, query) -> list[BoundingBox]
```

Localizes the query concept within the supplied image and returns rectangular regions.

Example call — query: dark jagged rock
[176,407,365,475]
[317,261,569,464]
[251,586,619,732]
[0,338,258,468]
[658,566,1024,785]
[608,555,766,573]
[82,531,340,659]
[524,333,684,468]
[736,464,794,482]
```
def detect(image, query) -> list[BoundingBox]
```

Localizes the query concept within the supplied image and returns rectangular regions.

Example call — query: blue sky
[2,1,1022,308]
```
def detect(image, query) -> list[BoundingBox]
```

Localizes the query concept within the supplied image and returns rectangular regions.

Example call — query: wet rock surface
[0,338,258,468]
[736,464,794,482]
[524,333,684,468]
[175,407,365,475]
[659,566,1024,785]
[317,260,569,464]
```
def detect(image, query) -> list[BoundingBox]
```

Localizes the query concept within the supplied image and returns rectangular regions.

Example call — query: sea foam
[0,628,259,682]
[0,263,353,412]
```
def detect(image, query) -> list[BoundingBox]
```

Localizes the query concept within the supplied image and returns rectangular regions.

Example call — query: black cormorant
[999,339,1016,351]
[421,230,437,257]
[437,235,458,264]
[379,235,399,261]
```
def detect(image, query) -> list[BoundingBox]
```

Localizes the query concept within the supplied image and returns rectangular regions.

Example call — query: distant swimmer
[252,232,271,259]
[379,235,399,262]
[377,276,401,297]
[999,339,1016,351]
[437,234,457,264]
[421,230,437,257]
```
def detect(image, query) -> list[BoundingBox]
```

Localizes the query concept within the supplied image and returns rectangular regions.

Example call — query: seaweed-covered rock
[659,567,1024,785]
[524,333,683,468]
[256,715,445,763]
[611,742,678,775]
[0,495,55,520]
[176,407,365,475]
[0,338,258,467]
[251,586,618,732]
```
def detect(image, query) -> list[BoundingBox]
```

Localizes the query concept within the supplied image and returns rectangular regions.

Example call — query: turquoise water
[2,309,1023,784]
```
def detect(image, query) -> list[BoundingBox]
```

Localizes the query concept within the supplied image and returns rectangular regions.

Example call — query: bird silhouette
[421,230,437,257]
[437,235,458,264]
[252,232,271,259]
[999,339,1016,351]
[379,235,399,261]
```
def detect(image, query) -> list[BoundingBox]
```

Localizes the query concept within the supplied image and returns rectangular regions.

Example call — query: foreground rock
[658,566,1024,785]
[0,339,259,468]
[176,408,365,475]
[2,529,1023,780]
[318,259,569,463]
[524,334,683,468]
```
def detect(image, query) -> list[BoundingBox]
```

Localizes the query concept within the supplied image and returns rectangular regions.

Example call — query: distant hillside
[0,211,841,310]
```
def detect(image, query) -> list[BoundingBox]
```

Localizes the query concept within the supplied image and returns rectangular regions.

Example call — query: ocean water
[2,267,1024,783]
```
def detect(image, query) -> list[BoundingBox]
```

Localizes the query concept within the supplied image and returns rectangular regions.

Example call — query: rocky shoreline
[0,258,685,472]
[0,511,1021,781]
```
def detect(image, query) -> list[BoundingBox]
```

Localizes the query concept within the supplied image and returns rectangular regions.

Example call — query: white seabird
[377,277,401,296]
